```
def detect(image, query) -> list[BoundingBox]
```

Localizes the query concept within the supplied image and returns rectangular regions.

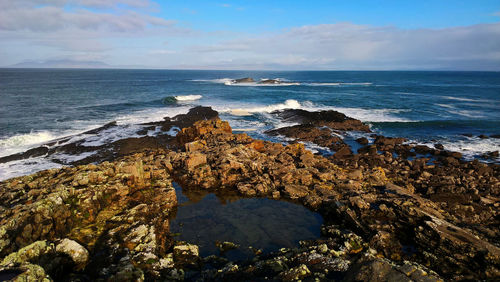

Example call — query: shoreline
[0,107,499,280]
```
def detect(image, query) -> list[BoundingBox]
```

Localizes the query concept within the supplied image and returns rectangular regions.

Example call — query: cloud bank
[186,22,500,70]
[0,1,499,70]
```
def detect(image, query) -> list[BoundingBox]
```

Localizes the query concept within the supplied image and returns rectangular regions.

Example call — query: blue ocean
[0,69,499,180]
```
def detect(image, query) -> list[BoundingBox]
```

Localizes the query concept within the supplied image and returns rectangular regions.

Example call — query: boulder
[55,239,89,271]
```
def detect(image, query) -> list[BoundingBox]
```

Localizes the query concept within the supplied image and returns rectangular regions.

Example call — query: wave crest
[0,131,57,157]
[162,95,202,104]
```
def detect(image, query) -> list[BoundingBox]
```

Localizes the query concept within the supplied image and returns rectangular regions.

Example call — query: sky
[0,0,499,70]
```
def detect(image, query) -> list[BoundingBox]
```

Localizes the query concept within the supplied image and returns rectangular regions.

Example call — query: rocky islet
[0,106,498,281]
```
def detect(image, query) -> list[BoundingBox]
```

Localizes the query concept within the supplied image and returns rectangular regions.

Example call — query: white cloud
[0,5,173,33]
[186,22,500,70]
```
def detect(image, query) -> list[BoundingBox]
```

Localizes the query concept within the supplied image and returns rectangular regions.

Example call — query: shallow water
[169,183,323,261]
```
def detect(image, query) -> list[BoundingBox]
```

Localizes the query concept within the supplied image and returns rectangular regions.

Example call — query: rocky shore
[0,107,499,281]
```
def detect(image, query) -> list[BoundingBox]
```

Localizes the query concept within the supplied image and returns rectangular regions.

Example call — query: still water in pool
[169,183,323,261]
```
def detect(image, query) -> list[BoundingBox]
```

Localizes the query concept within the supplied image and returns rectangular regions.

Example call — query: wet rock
[332,146,353,159]
[215,241,239,253]
[358,145,378,155]
[271,109,371,132]
[374,136,407,147]
[259,79,282,84]
[434,143,444,150]
[232,77,254,83]
[356,137,369,145]
[266,124,343,150]
[173,243,199,267]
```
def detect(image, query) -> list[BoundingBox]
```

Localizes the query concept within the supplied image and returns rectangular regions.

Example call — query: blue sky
[159,0,500,31]
[0,0,499,70]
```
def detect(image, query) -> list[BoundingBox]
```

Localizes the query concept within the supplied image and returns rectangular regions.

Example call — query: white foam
[0,130,85,158]
[446,109,485,118]
[0,157,62,181]
[328,107,414,123]
[79,124,145,147]
[115,106,191,124]
[175,95,202,101]
[306,83,341,86]
[298,141,332,155]
[52,151,98,164]
[166,126,181,136]
[219,99,303,116]
[419,137,500,162]
[441,96,493,103]
[218,99,416,123]
[436,104,456,109]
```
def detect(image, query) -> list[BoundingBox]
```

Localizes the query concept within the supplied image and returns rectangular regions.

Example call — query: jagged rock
[0,107,497,281]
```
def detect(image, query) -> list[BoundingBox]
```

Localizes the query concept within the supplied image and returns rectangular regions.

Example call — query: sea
[0,69,499,180]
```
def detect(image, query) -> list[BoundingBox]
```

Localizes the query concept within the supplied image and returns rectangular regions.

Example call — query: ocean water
[0,69,499,180]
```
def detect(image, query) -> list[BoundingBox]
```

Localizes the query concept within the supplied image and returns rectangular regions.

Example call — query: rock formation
[0,107,499,280]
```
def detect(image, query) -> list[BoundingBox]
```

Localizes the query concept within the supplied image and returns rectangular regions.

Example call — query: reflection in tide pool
[170,183,323,261]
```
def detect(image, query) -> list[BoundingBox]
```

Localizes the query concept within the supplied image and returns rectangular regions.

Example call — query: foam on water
[0,157,62,181]
[52,151,98,164]
[80,124,145,147]
[197,78,372,87]
[418,136,500,162]
[0,130,84,158]
[217,99,416,123]
[218,99,303,116]
[175,95,202,101]
[440,96,495,103]
[116,106,191,124]
[329,107,415,123]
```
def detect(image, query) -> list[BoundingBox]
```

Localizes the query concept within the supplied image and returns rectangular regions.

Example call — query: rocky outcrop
[231,77,254,83]
[0,107,498,280]
[258,79,281,84]
[0,151,178,280]
[271,109,371,132]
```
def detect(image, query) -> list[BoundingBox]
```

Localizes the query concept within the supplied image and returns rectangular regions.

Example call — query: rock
[374,136,407,146]
[55,239,89,271]
[271,109,371,132]
[478,134,489,139]
[232,77,254,83]
[358,145,378,155]
[258,79,281,84]
[0,264,51,281]
[332,146,353,159]
[356,137,369,145]
[348,169,363,180]
[184,153,207,171]
[185,140,206,152]
[283,184,310,200]
[279,264,311,281]
[215,241,239,253]
[173,243,199,266]
[434,143,444,150]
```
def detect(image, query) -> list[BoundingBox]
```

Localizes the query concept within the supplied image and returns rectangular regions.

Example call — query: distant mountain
[8,59,112,69]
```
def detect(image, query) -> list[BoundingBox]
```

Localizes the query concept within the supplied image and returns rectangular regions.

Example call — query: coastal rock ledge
[0,107,499,281]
